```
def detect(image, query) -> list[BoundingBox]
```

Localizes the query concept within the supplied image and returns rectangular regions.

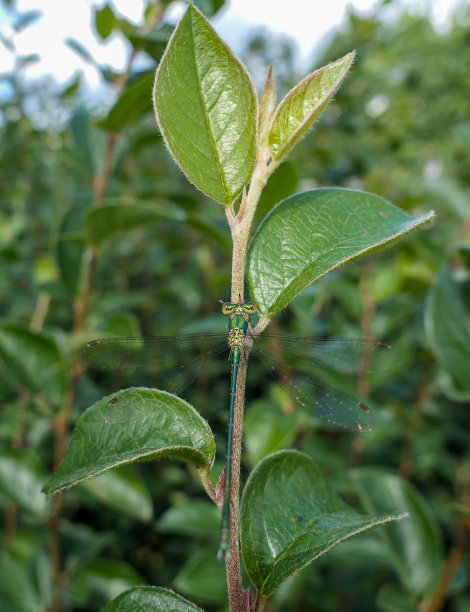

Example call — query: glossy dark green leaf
[248,188,434,314]
[241,450,405,597]
[103,72,154,132]
[173,545,227,604]
[269,52,354,162]
[82,465,153,522]
[95,4,115,40]
[156,498,220,537]
[67,559,143,607]
[103,586,203,611]
[351,469,443,597]
[0,449,50,519]
[0,320,67,404]
[153,4,257,204]
[84,199,186,245]
[56,203,87,297]
[43,388,215,494]
[425,266,470,400]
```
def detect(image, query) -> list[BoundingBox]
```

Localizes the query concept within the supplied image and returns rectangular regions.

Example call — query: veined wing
[249,334,394,374]
[80,333,228,370]
[251,349,375,432]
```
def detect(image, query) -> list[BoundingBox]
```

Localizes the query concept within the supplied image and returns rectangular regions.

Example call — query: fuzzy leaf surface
[248,188,434,314]
[269,52,354,161]
[153,4,257,204]
[43,388,215,494]
[103,587,203,611]
[241,450,405,596]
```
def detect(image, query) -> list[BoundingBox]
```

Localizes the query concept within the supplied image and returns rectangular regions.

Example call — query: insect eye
[221,303,237,315]
[242,302,256,314]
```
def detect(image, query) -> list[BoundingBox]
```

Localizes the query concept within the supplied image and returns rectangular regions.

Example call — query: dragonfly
[80,300,395,562]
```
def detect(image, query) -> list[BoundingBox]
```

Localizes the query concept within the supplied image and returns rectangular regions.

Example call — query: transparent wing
[249,334,394,374]
[80,333,228,370]
[251,348,375,432]
[80,334,229,414]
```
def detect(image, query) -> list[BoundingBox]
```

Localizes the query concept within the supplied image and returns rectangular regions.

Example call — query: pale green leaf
[269,52,354,161]
[153,4,257,204]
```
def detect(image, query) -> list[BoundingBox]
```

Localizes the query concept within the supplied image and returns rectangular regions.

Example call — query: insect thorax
[228,327,247,349]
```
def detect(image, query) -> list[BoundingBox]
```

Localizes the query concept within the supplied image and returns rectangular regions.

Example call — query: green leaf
[248,188,434,314]
[95,4,115,40]
[351,469,443,597]
[70,109,106,179]
[82,466,153,522]
[376,585,419,612]
[153,4,257,204]
[269,52,355,162]
[241,450,405,597]
[425,266,470,400]
[173,545,227,604]
[43,388,215,494]
[0,552,48,612]
[103,586,203,611]
[14,10,41,33]
[0,320,67,404]
[103,72,154,132]
[67,559,143,607]
[0,449,50,519]
[125,24,173,62]
[243,399,304,467]
[84,199,186,245]
[156,498,220,538]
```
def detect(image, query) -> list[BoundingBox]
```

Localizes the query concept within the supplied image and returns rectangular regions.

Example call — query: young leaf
[153,4,257,205]
[103,586,203,611]
[269,52,355,163]
[95,4,115,40]
[248,188,434,314]
[425,266,470,400]
[351,469,444,598]
[259,66,276,147]
[240,450,405,597]
[43,388,215,494]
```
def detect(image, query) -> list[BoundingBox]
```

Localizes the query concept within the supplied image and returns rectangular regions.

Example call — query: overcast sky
[0,0,464,92]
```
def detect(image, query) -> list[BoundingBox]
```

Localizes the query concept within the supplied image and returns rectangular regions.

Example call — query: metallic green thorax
[218,301,256,562]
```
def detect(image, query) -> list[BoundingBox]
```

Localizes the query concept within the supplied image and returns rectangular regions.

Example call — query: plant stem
[224,155,271,611]
[421,494,470,612]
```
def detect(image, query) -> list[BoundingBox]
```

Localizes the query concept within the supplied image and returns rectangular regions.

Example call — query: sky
[0,0,464,95]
